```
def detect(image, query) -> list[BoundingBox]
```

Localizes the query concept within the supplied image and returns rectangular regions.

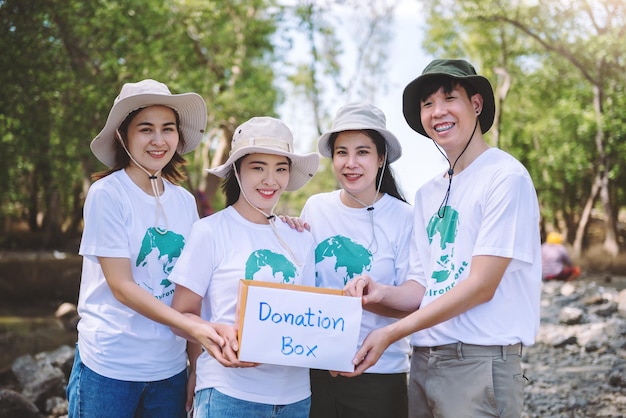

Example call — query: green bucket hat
[402,59,495,138]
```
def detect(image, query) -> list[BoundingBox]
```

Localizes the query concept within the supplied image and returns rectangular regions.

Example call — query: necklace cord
[116,130,168,234]
[342,152,388,254]
[233,164,302,267]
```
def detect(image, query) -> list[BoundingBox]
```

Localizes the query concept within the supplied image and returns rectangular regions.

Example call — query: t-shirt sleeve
[79,184,130,259]
[406,200,429,287]
[394,205,413,286]
[168,220,214,297]
[474,170,539,270]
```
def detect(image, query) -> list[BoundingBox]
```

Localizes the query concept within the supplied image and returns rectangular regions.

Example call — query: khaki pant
[409,343,526,418]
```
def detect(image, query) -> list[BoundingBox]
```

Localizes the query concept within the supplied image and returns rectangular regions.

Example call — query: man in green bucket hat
[342,59,542,417]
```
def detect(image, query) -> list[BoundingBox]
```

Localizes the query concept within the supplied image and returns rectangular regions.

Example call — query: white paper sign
[237,280,362,372]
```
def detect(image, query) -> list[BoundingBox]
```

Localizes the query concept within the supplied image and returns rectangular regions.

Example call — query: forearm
[363,304,414,318]
[412,282,481,331]
[101,257,195,332]
[113,281,197,334]
[187,341,202,372]
[389,260,505,339]
[377,280,423,312]
[345,256,511,377]
[170,312,211,343]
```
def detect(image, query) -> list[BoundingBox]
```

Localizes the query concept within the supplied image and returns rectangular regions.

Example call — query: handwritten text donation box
[237,280,363,372]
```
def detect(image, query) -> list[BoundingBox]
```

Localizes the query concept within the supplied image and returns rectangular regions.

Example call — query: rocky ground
[0,260,625,417]
[521,275,626,418]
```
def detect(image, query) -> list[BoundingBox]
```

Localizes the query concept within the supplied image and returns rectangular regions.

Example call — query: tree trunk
[591,84,619,256]
[599,167,619,255]
[200,126,232,216]
[492,67,511,148]
[42,189,62,248]
[573,172,601,258]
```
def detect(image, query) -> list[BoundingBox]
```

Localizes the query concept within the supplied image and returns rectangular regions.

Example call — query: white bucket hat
[90,79,208,167]
[317,102,402,163]
[207,116,319,191]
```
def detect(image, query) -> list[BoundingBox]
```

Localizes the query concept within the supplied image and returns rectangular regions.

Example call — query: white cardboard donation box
[236,280,362,372]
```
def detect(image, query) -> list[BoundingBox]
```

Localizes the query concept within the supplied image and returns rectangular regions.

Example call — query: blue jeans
[67,346,187,418]
[194,387,310,418]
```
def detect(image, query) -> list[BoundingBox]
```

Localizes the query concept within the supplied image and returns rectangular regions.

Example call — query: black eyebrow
[136,120,176,127]
[246,159,289,166]
[335,144,373,150]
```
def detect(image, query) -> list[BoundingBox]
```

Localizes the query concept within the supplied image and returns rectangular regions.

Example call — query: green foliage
[0,0,283,242]
[0,0,391,249]
[419,0,626,248]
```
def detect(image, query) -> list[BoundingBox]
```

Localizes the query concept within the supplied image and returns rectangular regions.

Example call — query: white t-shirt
[408,148,542,347]
[77,169,198,381]
[169,205,316,405]
[301,191,412,374]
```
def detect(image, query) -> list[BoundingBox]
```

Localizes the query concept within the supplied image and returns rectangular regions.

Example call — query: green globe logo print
[136,227,186,289]
[245,249,298,284]
[426,206,459,283]
[315,235,372,285]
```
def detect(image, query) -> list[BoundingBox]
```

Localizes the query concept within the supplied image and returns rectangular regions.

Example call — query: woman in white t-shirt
[168,116,320,418]
[67,79,223,418]
[300,103,413,418]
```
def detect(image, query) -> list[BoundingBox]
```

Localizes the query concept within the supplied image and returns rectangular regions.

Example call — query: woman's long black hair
[222,158,244,207]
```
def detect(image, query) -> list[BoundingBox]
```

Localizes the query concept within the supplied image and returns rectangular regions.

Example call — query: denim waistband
[412,342,522,360]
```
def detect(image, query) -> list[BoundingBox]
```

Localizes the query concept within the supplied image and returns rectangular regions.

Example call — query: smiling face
[125,105,180,175]
[332,131,383,202]
[419,83,482,153]
[235,153,291,220]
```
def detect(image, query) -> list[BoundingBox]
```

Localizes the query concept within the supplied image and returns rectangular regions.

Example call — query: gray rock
[616,289,626,318]
[522,278,626,417]
[11,353,66,409]
[45,396,68,416]
[590,301,618,318]
[608,361,626,388]
[558,306,585,325]
[0,389,43,418]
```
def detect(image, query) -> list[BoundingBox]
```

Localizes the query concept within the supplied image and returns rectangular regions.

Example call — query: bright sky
[376,1,447,202]
[279,0,448,203]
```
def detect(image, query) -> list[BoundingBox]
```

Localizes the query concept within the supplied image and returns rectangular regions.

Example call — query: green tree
[0,0,282,246]
[0,0,399,247]
[276,0,397,215]
[420,0,626,256]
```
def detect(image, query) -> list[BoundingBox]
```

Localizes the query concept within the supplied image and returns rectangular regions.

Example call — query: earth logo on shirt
[426,206,460,283]
[245,249,298,284]
[136,227,186,288]
[315,235,372,286]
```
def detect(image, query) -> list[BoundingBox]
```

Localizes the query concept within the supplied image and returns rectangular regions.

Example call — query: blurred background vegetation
[0,0,625,262]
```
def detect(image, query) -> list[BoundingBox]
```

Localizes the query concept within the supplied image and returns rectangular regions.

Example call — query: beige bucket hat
[207,116,319,191]
[317,102,402,163]
[91,79,207,167]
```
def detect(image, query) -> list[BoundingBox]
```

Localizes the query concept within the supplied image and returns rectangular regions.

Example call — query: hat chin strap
[341,151,387,254]
[432,116,479,219]
[116,129,169,234]
[233,164,302,267]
